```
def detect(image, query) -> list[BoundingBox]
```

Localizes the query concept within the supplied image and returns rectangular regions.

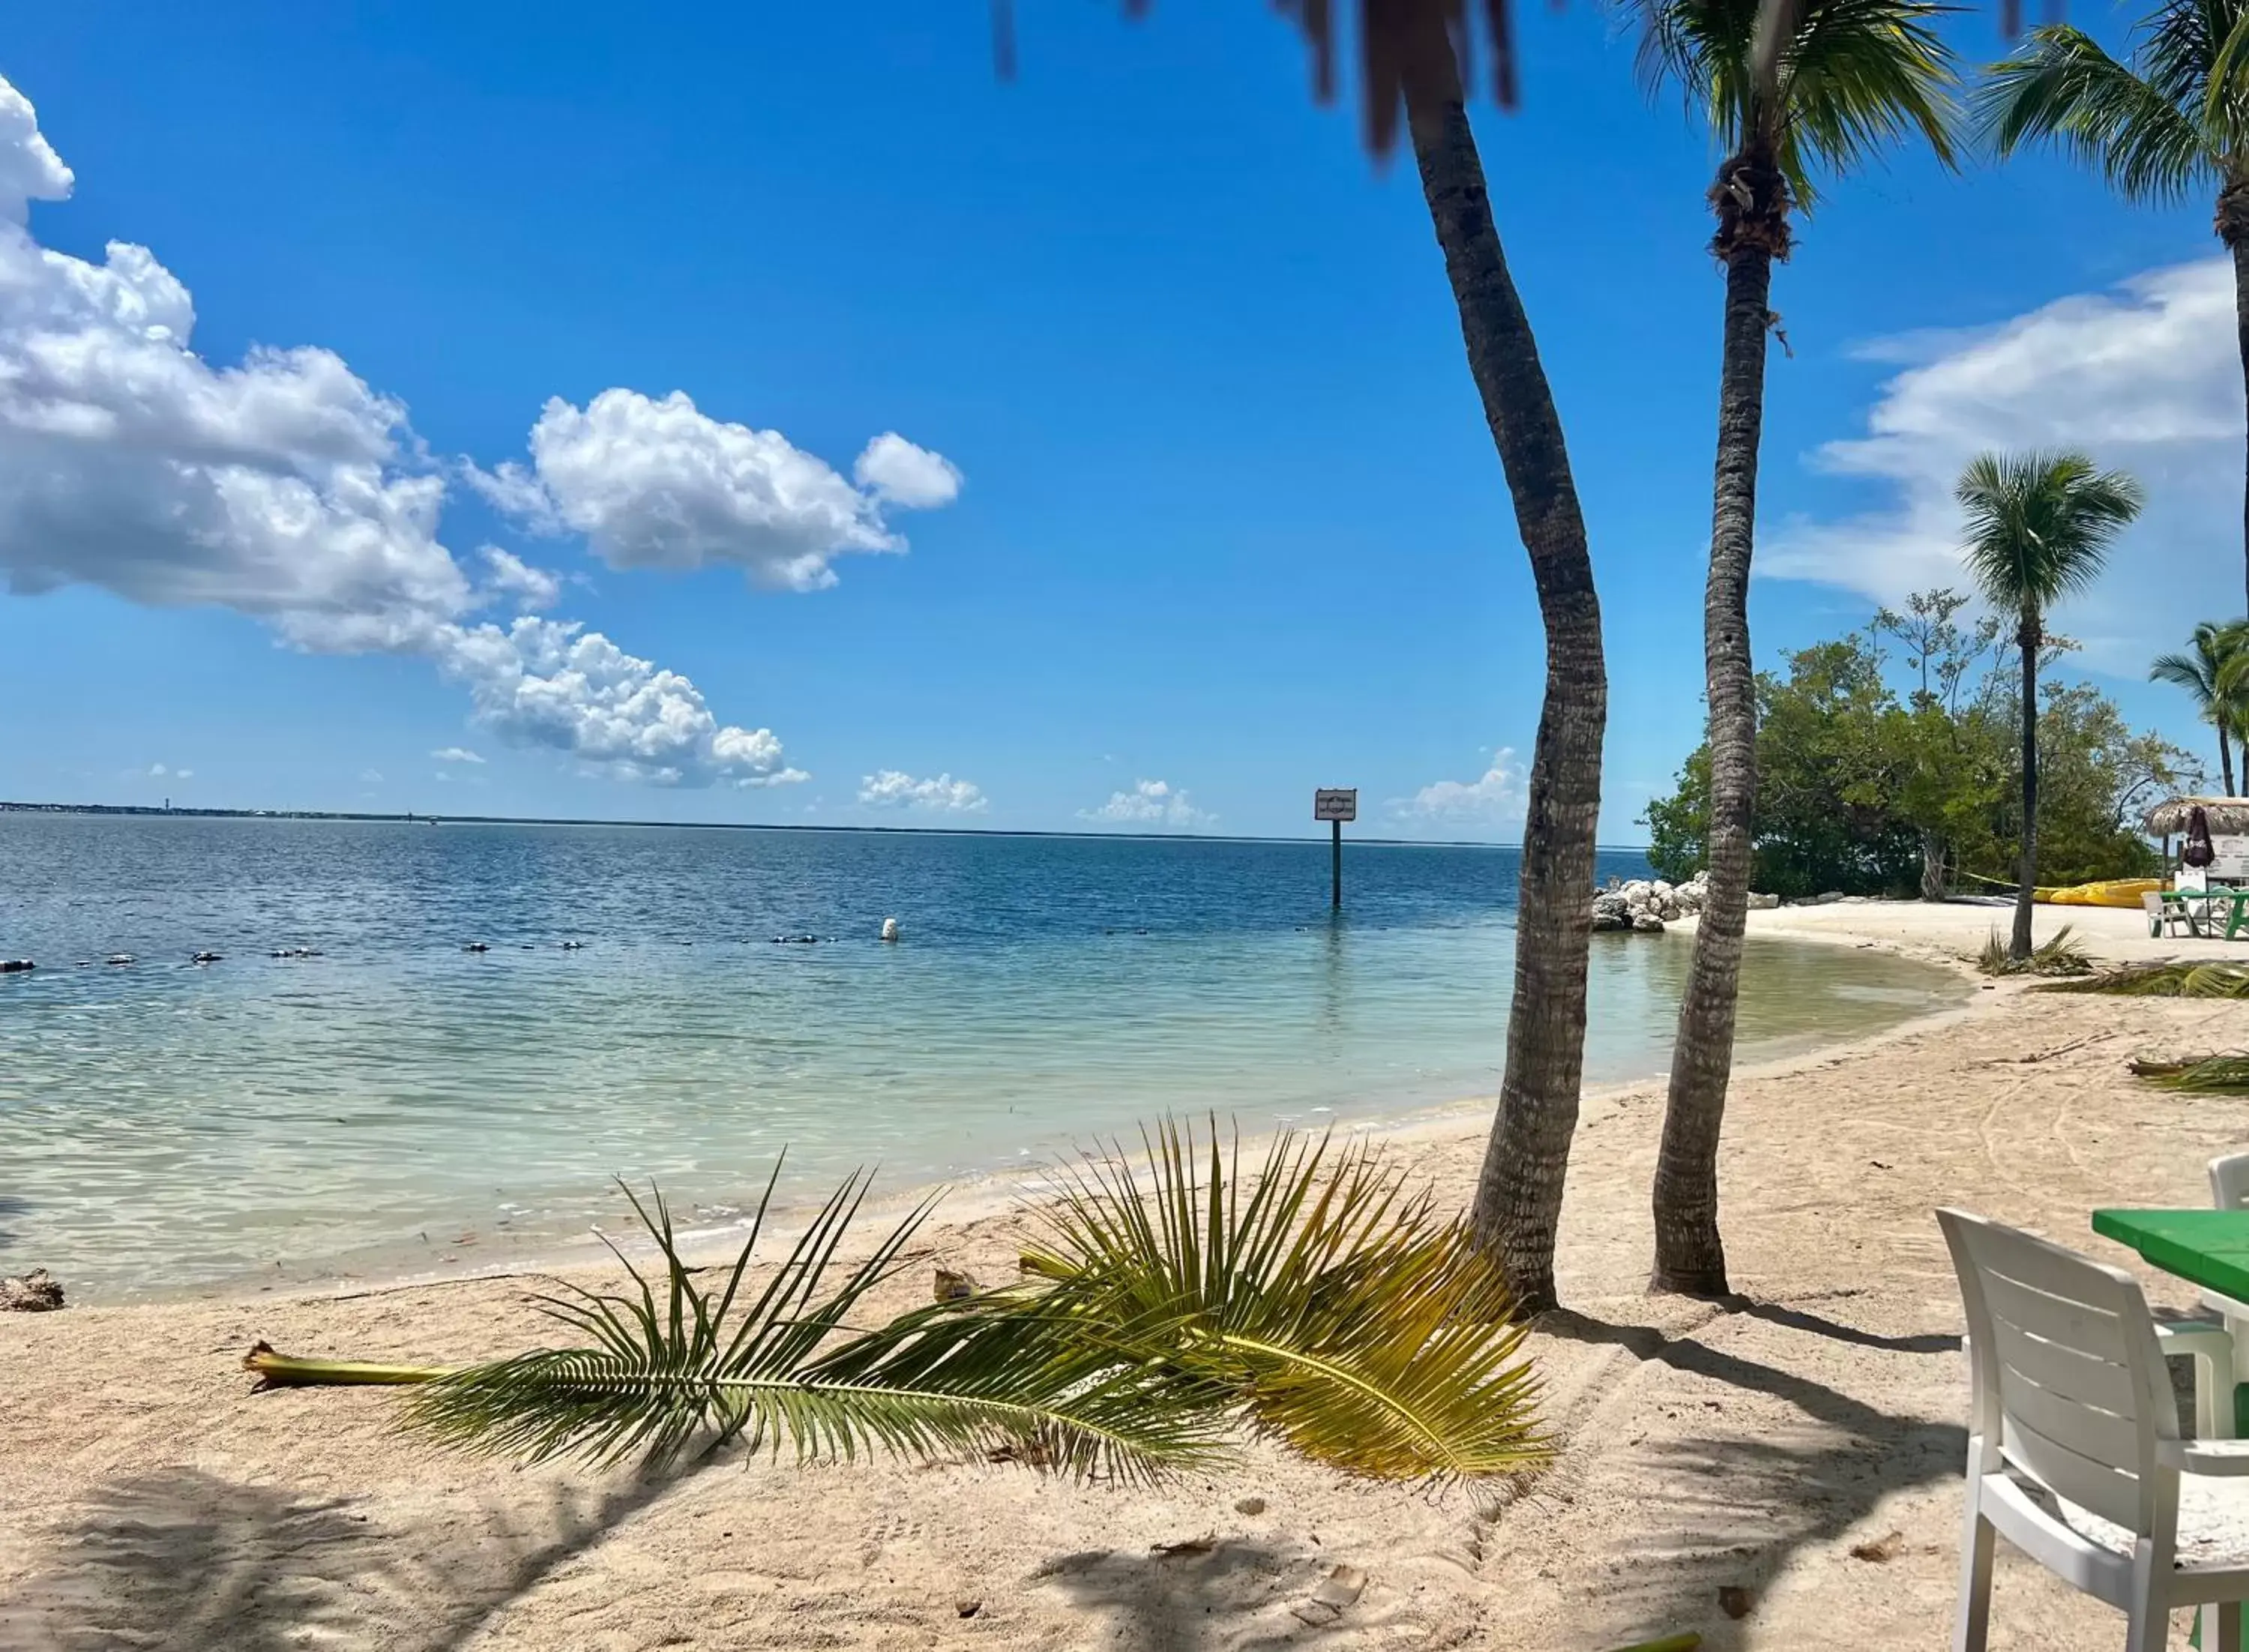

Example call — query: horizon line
[0,799,1656,854]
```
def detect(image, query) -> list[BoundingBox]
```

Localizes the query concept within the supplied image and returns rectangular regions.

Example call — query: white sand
[5,899,2248,1651]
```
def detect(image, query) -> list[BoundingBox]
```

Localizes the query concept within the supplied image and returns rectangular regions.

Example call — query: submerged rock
[0,959,31,973]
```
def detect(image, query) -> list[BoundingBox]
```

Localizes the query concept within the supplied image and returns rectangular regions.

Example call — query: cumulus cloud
[0,77,70,224]
[0,74,861,789]
[1082,779,1215,830]
[148,762,167,777]
[430,746,484,765]
[857,769,986,813]
[479,546,561,611]
[853,432,963,509]
[1766,259,2239,659]
[431,618,804,787]
[1394,747,1525,827]
[471,389,962,592]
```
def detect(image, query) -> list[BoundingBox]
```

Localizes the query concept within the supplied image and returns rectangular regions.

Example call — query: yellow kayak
[2037,878,2164,908]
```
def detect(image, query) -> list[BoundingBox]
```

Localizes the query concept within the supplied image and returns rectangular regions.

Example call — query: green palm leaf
[1016,1120,1549,1482]
[402,1168,1225,1480]
[1956,450,2145,620]
[1623,0,1958,209]
[1975,18,2222,203]
[254,1122,1549,1488]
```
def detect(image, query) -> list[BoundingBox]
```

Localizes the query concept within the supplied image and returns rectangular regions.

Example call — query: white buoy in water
[879,917,900,943]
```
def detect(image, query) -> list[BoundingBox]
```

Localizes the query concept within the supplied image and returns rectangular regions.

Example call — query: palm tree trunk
[2223,719,2237,799]
[2012,613,2039,960]
[1919,827,1945,902]
[1401,27,1607,1315]
[1649,226,1772,1298]
[2230,216,2249,616]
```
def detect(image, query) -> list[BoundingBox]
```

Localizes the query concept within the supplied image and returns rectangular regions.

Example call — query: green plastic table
[2092,1208,2249,1304]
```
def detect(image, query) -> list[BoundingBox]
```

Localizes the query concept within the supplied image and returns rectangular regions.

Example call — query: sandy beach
[7,899,2249,1652]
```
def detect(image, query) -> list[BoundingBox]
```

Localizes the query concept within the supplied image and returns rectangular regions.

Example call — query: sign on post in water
[1315,789,1356,909]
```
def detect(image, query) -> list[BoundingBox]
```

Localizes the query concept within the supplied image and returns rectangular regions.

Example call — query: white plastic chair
[2214,1155,2249,1214]
[1940,1208,2249,1651]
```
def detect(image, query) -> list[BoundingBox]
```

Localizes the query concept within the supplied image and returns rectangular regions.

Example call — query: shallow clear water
[0,815,1962,1299]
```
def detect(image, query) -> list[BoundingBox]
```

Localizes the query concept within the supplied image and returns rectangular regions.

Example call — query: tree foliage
[1643,591,2201,896]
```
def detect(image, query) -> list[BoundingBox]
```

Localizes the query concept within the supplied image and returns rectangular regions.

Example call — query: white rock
[1632,912,1667,933]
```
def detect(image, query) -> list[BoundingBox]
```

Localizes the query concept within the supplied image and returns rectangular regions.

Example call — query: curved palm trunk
[1401,31,1607,1315]
[2013,612,2039,960]
[1650,195,1776,1298]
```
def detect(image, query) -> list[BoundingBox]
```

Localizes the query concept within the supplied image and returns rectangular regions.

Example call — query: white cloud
[858,769,987,813]
[360,768,383,783]
[430,746,484,765]
[148,762,166,777]
[473,389,962,592]
[1081,778,1215,830]
[479,546,560,611]
[0,77,70,225]
[0,75,846,790]
[431,618,806,788]
[853,432,963,509]
[176,768,193,780]
[1765,259,2239,659]
[1394,747,1525,827]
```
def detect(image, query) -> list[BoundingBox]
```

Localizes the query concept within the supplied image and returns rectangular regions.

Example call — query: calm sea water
[0,815,1961,1300]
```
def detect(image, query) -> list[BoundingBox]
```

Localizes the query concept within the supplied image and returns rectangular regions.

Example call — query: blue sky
[0,3,2230,841]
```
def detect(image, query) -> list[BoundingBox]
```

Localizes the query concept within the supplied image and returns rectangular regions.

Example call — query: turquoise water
[0,815,1962,1299]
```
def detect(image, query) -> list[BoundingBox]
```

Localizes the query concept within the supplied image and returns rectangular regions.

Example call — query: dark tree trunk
[2223,720,2237,800]
[1649,154,1780,1299]
[2231,215,2249,617]
[1402,28,1607,1315]
[1920,828,1946,902]
[2013,612,2039,961]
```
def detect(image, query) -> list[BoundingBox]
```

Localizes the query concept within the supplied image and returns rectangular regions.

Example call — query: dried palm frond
[2130,1053,2249,1092]
[2042,960,2249,997]
[1976,923,2093,977]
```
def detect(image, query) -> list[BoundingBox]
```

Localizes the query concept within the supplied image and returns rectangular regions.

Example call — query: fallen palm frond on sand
[2128,1054,2249,1094]
[2041,960,2249,998]
[246,1119,1548,1486]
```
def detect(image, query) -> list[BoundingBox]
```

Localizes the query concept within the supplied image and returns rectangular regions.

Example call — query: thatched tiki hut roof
[2146,798,2249,836]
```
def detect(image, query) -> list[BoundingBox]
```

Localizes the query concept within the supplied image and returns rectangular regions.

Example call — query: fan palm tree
[1958,451,2146,960]
[2151,618,2249,794]
[1623,0,1955,1297]
[247,1124,1549,1485]
[1976,0,2249,609]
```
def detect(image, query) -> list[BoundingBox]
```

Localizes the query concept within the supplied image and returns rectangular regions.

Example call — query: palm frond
[1957,449,2145,616]
[1017,1120,1550,1483]
[1623,0,1958,205]
[260,1124,1550,1488]
[2131,1052,2249,1091]
[402,1169,1226,1480]
[1976,23,2214,201]
[2041,959,2249,995]
[1975,923,2093,975]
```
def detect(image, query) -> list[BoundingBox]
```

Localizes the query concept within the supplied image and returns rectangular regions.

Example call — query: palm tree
[1976,0,2249,609]
[2152,619,2249,794]
[246,1125,1549,1484]
[1625,0,1955,1297]
[1385,10,1609,1314]
[1958,451,2146,959]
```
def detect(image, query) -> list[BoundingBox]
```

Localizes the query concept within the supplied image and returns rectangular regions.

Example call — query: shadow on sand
[0,1465,676,1652]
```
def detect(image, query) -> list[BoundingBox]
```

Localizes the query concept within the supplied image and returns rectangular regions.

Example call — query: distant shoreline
[0,800,1655,855]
